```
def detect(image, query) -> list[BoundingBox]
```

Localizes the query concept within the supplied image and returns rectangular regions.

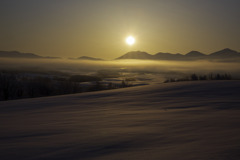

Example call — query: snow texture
[0,81,240,160]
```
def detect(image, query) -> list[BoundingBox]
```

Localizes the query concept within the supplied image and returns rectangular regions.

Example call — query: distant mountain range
[0,51,60,59]
[1,48,240,61]
[116,48,240,61]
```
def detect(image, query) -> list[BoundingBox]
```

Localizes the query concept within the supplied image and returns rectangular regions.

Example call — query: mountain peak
[210,48,240,57]
[222,48,234,52]
[116,51,153,60]
[186,51,205,57]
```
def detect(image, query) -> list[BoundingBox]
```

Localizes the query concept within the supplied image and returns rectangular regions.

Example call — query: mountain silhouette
[1,49,240,61]
[0,51,60,59]
[185,51,206,57]
[77,56,104,61]
[117,51,185,60]
[209,48,240,58]
[0,51,41,58]
[116,51,153,60]
[117,49,240,61]
[154,52,184,60]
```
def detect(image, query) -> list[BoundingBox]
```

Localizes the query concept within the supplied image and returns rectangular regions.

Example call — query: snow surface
[0,81,240,160]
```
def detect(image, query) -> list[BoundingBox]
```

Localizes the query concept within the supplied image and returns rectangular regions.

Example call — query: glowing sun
[126,36,135,46]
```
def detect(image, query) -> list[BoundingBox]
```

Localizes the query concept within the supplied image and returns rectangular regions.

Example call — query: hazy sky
[1,0,240,59]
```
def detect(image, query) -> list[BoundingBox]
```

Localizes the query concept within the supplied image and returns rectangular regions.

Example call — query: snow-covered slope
[0,81,240,160]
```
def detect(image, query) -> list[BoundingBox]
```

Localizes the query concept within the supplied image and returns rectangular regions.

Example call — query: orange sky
[0,0,240,59]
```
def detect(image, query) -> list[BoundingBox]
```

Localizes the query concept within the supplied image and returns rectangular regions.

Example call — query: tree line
[164,73,232,83]
[0,73,131,101]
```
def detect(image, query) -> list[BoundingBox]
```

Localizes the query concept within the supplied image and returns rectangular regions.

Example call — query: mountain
[209,48,240,58]
[116,48,240,61]
[154,52,184,60]
[185,51,206,57]
[0,51,60,59]
[77,56,103,61]
[0,51,41,58]
[116,51,153,60]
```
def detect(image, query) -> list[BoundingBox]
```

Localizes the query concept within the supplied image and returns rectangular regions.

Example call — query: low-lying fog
[0,58,240,83]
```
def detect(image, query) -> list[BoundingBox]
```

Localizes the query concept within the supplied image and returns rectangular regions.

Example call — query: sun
[125,36,135,46]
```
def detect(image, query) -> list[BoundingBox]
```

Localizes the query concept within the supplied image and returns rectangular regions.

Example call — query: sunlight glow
[126,36,135,46]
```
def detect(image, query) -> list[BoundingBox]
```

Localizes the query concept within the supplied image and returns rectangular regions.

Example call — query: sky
[0,0,240,59]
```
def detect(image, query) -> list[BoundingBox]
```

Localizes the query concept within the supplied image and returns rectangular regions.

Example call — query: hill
[0,81,240,160]
[0,51,60,59]
[185,51,206,57]
[0,51,41,58]
[116,51,153,59]
[77,56,104,61]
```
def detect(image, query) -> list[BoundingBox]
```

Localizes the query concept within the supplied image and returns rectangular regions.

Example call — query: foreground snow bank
[0,81,240,160]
